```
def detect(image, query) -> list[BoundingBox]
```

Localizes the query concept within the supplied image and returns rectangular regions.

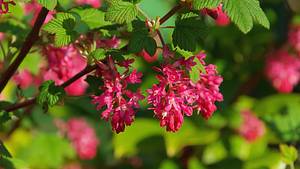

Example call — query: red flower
[202,4,230,26]
[75,0,101,8]
[238,110,265,142]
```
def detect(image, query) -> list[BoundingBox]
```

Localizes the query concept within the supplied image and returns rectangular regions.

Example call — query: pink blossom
[238,110,265,142]
[75,0,101,8]
[66,118,100,160]
[288,25,300,52]
[138,50,158,63]
[147,52,223,132]
[42,45,88,96]
[265,50,300,93]
[96,36,121,49]
[13,69,35,89]
[91,56,144,133]
[202,4,230,26]
[0,0,15,14]
[24,0,54,26]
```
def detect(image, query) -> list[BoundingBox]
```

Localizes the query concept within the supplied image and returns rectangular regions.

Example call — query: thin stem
[160,26,176,29]
[0,7,49,94]
[159,4,184,25]
[156,30,165,47]
[2,65,98,112]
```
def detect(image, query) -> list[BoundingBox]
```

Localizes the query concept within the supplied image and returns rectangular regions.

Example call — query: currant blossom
[202,4,230,26]
[147,52,223,132]
[66,118,100,160]
[288,25,300,52]
[0,0,15,14]
[96,36,121,49]
[75,0,101,8]
[265,50,300,93]
[24,0,54,26]
[13,69,35,89]
[238,110,265,142]
[138,49,159,63]
[42,45,88,96]
[91,56,145,133]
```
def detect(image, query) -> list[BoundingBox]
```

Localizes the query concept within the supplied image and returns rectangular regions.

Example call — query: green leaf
[192,0,222,9]
[37,0,57,10]
[90,48,106,61]
[105,0,138,24]
[280,144,298,165]
[128,20,157,55]
[85,75,103,95]
[0,141,12,158]
[37,81,65,111]
[202,141,227,164]
[70,8,112,29]
[223,0,270,33]
[43,13,77,47]
[172,17,207,51]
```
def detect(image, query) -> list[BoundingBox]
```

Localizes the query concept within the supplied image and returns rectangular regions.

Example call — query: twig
[159,4,184,25]
[0,8,49,94]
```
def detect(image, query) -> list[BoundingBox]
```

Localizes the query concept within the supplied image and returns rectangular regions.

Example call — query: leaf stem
[0,7,49,94]
[2,65,98,112]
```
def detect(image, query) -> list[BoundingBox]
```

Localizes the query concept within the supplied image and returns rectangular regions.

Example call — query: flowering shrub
[0,0,299,169]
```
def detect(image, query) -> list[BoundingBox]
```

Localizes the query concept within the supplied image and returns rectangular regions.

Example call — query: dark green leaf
[37,0,57,10]
[192,0,222,9]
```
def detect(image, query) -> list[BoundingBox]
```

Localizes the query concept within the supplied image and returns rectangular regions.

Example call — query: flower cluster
[91,56,145,133]
[265,50,300,93]
[288,25,300,53]
[24,0,54,26]
[202,4,230,26]
[0,0,15,14]
[13,69,38,89]
[66,118,100,160]
[147,53,223,132]
[42,45,88,96]
[238,110,265,142]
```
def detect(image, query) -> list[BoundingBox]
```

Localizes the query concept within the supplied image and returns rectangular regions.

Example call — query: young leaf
[192,0,222,9]
[90,48,106,61]
[172,17,207,51]
[37,0,57,10]
[223,0,270,33]
[105,0,138,24]
[280,144,298,165]
[43,13,77,47]
[37,81,65,110]
[128,20,157,55]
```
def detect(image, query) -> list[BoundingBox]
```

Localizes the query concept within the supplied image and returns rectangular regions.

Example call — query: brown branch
[2,65,98,112]
[159,4,184,25]
[0,8,49,94]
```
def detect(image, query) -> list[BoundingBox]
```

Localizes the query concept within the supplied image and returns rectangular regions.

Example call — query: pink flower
[288,25,300,52]
[91,56,144,133]
[24,0,54,26]
[75,0,101,8]
[96,36,121,49]
[238,110,265,142]
[0,32,5,41]
[66,118,100,160]
[138,50,158,63]
[202,4,230,26]
[42,45,88,96]
[0,0,15,14]
[147,52,223,132]
[265,50,300,93]
[13,69,35,89]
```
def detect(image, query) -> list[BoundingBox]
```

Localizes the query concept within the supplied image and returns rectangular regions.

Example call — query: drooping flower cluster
[0,0,15,14]
[75,0,101,8]
[91,56,145,133]
[42,45,88,96]
[13,69,38,89]
[202,4,230,26]
[238,110,265,142]
[66,118,100,160]
[147,53,223,132]
[265,50,300,93]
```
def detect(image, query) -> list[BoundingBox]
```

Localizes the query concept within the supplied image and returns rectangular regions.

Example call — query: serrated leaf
[192,0,222,9]
[37,81,65,110]
[43,13,77,47]
[105,0,138,24]
[37,0,57,10]
[128,20,157,55]
[70,8,112,29]
[223,0,270,33]
[172,17,207,51]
